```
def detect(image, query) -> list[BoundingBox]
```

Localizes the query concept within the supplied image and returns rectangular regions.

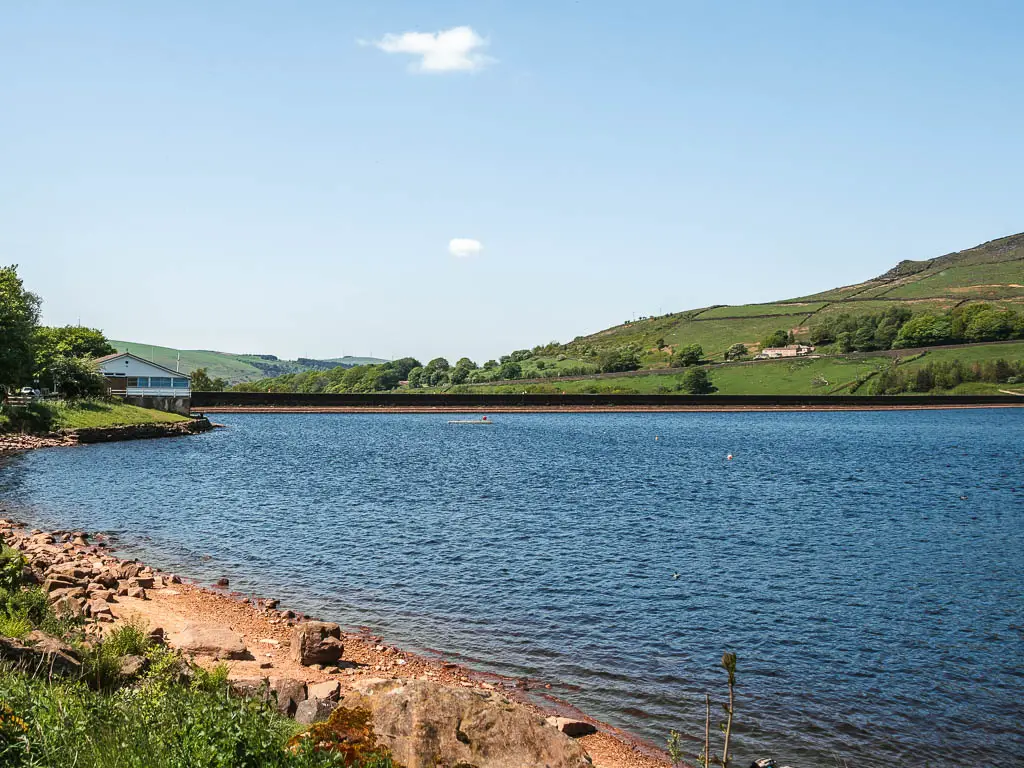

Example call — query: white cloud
[372,26,493,73]
[449,238,483,258]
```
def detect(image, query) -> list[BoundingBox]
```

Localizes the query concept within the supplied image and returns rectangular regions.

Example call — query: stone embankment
[0,418,213,455]
[0,518,664,768]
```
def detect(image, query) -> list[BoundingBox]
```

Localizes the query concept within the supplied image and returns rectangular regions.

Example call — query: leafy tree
[482,360,498,370]
[654,337,666,349]
[672,344,703,367]
[406,366,423,388]
[49,356,107,399]
[498,360,522,380]
[190,367,228,392]
[724,343,749,361]
[0,265,41,391]
[678,367,716,394]
[388,357,422,380]
[892,314,954,348]
[598,347,641,373]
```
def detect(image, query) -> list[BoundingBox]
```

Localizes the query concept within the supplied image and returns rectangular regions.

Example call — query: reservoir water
[1,411,1021,766]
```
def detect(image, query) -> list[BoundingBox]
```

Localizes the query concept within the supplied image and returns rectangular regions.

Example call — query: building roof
[94,352,190,379]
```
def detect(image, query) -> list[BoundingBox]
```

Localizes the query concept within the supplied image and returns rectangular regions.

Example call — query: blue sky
[2,1,1022,362]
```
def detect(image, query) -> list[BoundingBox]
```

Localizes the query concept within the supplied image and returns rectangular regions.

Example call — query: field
[48,400,188,429]
[694,302,826,319]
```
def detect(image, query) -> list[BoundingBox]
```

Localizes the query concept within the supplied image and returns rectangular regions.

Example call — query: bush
[671,344,703,367]
[0,663,356,768]
[678,368,717,394]
[598,348,641,373]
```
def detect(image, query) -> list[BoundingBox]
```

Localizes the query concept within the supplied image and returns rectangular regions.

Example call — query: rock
[169,622,248,660]
[270,677,307,715]
[85,599,115,621]
[1,632,81,676]
[294,697,338,725]
[215,577,229,588]
[335,678,592,768]
[307,680,340,702]
[229,676,269,699]
[545,716,598,737]
[42,576,80,593]
[291,621,344,666]
[119,654,149,678]
[127,587,147,599]
[128,576,154,590]
[148,627,166,646]
[51,595,84,619]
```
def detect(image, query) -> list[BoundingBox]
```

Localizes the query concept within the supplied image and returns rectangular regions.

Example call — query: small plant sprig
[667,651,738,768]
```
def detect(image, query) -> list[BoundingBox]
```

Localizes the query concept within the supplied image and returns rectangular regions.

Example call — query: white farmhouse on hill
[755,344,815,360]
[95,352,191,397]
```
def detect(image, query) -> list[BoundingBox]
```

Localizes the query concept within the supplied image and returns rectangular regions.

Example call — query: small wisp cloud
[371,26,493,73]
[449,238,483,258]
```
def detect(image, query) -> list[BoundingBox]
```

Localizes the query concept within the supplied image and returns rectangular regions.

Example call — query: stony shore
[0,517,670,768]
[0,417,214,455]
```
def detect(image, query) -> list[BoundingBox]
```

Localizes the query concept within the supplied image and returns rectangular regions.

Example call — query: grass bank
[0,399,187,434]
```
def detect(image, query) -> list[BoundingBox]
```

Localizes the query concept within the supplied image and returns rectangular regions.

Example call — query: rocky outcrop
[291,621,344,666]
[170,622,249,660]
[333,678,593,768]
[546,716,598,737]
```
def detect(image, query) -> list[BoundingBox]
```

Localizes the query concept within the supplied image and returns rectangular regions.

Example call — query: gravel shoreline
[0,510,671,768]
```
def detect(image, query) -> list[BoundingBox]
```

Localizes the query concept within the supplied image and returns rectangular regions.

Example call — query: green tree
[678,367,716,394]
[498,360,522,379]
[0,266,41,391]
[406,366,423,388]
[892,314,953,348]
[190,367,228,392]
[49,356,108,399]
[598,348,641,373]
[672,344,703,367]
[724,343,749,361]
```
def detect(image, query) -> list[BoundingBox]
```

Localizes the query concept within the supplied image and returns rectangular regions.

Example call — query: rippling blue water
[1,411,1022,766]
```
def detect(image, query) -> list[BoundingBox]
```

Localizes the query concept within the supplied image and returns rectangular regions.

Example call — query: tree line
[0,266,114,398]
[810,303,1024,352]
[871,358,1024,394]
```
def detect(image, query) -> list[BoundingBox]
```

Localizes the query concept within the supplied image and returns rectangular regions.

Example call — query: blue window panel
[134,377,149,387]
[173,378,189,388]
[149,377,172,387]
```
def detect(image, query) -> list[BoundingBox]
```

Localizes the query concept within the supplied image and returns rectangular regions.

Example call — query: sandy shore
[0,517,670,768]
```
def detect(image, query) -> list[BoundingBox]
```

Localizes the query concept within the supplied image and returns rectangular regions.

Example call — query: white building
[755,344,815,360]
[95,352,191,397]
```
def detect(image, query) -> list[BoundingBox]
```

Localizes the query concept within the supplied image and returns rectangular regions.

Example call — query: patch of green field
[900,340,1024,366]
[695,302,826,319]
[880,260,1024,299]
[788,283,877,301]
[48,400,188,429]
[810,298,962,318]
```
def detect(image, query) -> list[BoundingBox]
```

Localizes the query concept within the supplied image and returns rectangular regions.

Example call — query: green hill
[528,232,1024,370]
[108,341,387,384]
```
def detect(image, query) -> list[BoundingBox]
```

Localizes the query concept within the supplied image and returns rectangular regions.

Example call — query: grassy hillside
[454,341,1024,396]
[553,232,1023,366]
[109,341,387,384]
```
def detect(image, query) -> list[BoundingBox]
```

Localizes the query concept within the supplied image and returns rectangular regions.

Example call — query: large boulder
[333,678,593,768]
[169,622,248,660]
[0,631,81,676]
[295,697,338,725]
[291,621,344,666]
[270,677,308,716]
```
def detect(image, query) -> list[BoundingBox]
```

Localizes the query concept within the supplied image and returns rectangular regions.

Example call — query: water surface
[1,411,1022,766]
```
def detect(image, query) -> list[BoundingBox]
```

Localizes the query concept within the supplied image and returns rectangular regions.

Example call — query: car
[19,387,42,398]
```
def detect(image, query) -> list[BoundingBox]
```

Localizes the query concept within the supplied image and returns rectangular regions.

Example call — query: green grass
[694,301,826,319]
[47,400,188,429]
[880,260,1024,299]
